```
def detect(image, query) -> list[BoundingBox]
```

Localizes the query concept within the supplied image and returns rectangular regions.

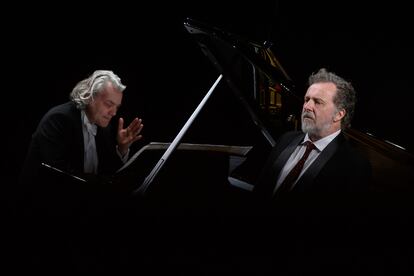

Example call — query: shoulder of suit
[279,131,303,141]
[43,101,79,118]
[38,101,80,128]
[272,131,303,150]
[336,136,371,165]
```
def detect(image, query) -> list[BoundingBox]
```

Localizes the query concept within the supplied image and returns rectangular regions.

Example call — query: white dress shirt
[81,111,98,174]
[274,130,341,193]
[81,111,130,174]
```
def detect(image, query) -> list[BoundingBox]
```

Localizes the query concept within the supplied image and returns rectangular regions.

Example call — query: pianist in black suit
[254,68,372,200]
[19,70,144,188]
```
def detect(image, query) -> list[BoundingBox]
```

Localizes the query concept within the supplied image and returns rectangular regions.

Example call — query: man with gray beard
[254,68,372,199]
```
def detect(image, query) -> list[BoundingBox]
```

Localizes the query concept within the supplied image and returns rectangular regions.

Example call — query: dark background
[3,1,413,273]
[5,0,412,187]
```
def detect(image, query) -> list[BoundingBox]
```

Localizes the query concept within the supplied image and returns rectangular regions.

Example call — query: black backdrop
[4,1,413,274]
[5,0,412,190]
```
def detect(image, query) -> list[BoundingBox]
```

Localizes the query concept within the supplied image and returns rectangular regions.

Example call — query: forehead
[305,82,337,100]
[97,82,123,104]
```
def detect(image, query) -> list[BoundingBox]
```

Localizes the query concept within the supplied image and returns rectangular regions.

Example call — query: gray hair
[70,70,126,109]
[308,68,356,128]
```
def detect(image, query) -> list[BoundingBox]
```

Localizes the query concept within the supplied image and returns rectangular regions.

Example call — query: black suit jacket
[254,131,372,200]
[20,101,123,184]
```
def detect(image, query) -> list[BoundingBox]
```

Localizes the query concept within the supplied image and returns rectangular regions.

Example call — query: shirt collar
[303,129,341,152]
[81,110,97,136]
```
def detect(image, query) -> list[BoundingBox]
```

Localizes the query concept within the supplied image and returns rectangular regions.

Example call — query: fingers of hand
[126,124,143,139]
[128,118,141,130]
[128,120,143,136]
[133,135,143,142]
[118,117,124,132]
[121,118,143,144]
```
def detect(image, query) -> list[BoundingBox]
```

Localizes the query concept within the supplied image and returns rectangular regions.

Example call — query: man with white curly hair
[20,70,143,183]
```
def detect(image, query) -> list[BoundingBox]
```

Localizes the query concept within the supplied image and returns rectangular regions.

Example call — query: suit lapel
[262,133,305,193]
[294,133,344,191]
[73,109,85,171]
[273,134,304,179]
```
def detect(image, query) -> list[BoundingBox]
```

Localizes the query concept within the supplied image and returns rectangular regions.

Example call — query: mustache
[302,111,315,120]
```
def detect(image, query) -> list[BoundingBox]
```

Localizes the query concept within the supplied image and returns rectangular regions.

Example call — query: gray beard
[301,120,332,140]
[301,121,318,136]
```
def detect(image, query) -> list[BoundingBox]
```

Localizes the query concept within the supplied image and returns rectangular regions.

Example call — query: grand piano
[124,17,414,202]
[113,17,304,211]
[20,18,414,275]
[34,18,414,216]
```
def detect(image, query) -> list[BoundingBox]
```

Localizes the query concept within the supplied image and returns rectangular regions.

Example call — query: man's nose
[303,100,313,110]
[109,107,117,116]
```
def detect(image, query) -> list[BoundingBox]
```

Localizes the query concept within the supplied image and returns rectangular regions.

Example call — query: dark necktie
[275,141,316,194]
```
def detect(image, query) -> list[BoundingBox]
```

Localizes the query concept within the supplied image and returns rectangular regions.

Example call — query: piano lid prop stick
[133,74,223,195]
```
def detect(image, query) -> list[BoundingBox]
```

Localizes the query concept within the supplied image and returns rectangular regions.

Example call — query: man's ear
[334,109,346,122]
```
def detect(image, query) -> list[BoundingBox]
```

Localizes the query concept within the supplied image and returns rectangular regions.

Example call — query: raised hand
[117,117,144,155]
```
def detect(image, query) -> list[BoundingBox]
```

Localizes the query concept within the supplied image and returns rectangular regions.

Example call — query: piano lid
[184,18,414,190]
[183,17,302,146]
[183,18,294,89]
